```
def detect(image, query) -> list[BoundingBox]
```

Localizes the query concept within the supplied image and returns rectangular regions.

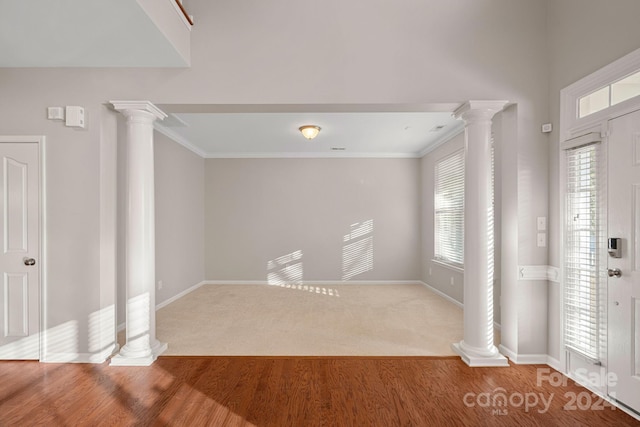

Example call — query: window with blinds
[434,149,464,267]
[564,142,604,362]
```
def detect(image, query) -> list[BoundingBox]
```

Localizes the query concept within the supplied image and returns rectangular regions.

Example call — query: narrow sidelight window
[564,142,604,362]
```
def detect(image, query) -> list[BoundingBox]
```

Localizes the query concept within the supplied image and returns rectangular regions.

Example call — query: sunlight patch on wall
[43,320,79,362]
[342,220,374,280]
[267,250,304,286]
[88,304,116,361]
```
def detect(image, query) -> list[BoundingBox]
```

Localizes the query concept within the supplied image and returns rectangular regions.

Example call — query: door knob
[607,268,622,278]
[23,258,36,266]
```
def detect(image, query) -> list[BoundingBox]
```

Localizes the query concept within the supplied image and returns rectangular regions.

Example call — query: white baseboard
[156,280,206,310]
[498,344,548,364]
[203,280,268,285]
[42,344,117,364]
[499,344,516,360]
[419,281,463,308]
[546,355,562,371]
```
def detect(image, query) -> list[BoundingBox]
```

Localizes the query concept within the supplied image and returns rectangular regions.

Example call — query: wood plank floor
[0,356,638,426]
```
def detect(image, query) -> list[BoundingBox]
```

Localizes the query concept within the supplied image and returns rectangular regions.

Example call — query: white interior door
[0,142,40,359]
[607,109,640,412]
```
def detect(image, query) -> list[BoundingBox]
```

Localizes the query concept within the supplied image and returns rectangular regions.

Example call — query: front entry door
[0,142,40,359]
[607,109,640,412]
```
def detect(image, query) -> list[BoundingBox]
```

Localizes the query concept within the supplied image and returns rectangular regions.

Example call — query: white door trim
[0,135,46,361]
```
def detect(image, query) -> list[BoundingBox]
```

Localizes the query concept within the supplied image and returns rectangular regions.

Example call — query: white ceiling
[155,109,463,158]
[0,0,188,67]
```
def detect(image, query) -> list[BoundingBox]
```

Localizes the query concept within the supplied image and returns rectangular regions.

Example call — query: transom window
[578,69,640,118]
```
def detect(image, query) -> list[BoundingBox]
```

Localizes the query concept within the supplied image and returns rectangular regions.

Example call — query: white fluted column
[451,100,509,367]
[110,101,167,366]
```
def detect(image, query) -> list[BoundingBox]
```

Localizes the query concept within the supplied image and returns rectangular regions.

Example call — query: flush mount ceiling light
[299,125,321,140]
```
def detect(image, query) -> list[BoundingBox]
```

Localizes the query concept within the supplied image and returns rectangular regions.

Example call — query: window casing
[434,149,464,267]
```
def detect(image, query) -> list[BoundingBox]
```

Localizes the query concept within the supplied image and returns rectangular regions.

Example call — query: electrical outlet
[158,280,163,290]
[537,233,546,247]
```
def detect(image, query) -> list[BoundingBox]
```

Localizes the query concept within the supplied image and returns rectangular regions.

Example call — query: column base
[451,342,509,367]
[110,341,168,366]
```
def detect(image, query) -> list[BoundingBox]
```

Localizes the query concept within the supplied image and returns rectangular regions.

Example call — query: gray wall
[154,133,205,302]
[546,0,640,362]
[205,158,420,281]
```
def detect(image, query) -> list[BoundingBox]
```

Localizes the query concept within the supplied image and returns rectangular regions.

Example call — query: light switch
[537,216,546,231]
[537,233,546,247]
[47,107,64,120]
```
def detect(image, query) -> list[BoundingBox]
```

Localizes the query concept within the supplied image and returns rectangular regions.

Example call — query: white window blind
[434,149,464,267]
[564,142,604,362]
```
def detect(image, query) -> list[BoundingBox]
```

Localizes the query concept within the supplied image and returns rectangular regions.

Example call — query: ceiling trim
[417,122,465,158]
[154,122,207,158]
[204,152,422,159]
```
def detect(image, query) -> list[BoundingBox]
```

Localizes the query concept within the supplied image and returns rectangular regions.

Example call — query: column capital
[110,100,167,121]
[454,100,508,123]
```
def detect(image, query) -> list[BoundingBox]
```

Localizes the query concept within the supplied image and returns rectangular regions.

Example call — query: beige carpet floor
[149,283,497,356]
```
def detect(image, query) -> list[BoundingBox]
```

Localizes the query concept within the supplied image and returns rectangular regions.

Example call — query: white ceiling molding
[417,122,465,158]
[204,152,422,159]
[154,123,207,158]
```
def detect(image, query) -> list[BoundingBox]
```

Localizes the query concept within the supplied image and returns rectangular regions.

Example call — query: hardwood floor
[0,356,638,426]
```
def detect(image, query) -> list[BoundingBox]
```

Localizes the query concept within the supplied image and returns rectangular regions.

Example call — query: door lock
[608,238,622,258]
[23,258,36,266]
[607,268,622,278]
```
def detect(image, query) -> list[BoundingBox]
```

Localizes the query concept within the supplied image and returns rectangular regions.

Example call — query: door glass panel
[612,70,640,106]
[579,86,610,118]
